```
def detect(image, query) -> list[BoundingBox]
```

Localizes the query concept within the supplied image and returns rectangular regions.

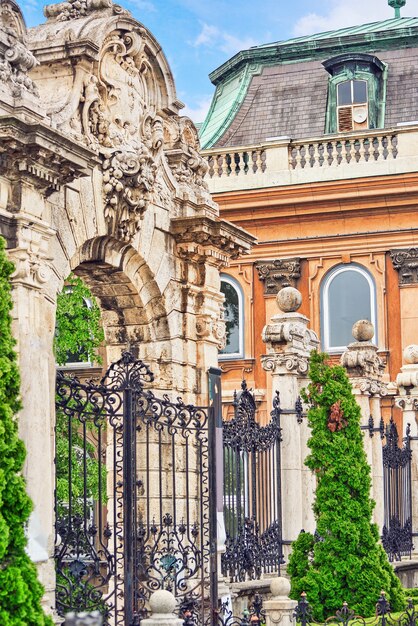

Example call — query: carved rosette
[390,248,418,285]
[0,1,39,99]
[256,258,301,295]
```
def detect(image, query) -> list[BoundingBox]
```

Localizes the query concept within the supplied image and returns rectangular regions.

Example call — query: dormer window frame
[323,53,388,135]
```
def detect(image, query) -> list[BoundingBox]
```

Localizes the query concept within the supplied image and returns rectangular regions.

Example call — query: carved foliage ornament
[79,30,163,240]
[390,248,418,285]
[256,258,301,295]
[44,0,120,21]
[0,1,39,98]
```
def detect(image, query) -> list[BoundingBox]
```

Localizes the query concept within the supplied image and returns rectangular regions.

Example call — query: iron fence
[222,382,304,583]
[294,591,418,626]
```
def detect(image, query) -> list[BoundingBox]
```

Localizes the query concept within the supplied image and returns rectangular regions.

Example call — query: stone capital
[390,248,418,285]
[341,341,385,393]
[256,258,301,295]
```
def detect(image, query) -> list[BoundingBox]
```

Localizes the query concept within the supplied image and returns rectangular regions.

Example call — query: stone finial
[277,286,302,313]
[403,345,418,365]
[352,319,374,342]
[270,577,291,599]
[149,590,177,616]
[396,345,418,392]
[341,320,385,394]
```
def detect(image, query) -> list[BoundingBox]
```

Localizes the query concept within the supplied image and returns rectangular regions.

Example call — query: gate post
[396,345,418,554]
[261,288,319,554]
[341,320,386,530]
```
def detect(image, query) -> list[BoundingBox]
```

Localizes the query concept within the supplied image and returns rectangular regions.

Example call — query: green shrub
[0,236,53,625]
[288,352,405,620]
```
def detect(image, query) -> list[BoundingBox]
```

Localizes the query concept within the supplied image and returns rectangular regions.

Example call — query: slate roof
[199,17,418,149]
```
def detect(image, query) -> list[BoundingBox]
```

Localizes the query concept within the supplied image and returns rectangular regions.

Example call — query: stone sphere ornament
[404,345,418,365]
[276,286,302,313]
[352,319,374,342]
[149,590,177,615]
[270,576,291,598]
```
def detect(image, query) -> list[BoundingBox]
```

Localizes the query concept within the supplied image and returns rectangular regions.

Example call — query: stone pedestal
[261,288,319,551]
[341,320,386,530]
[65,613,103,626]
[264,578,297,626]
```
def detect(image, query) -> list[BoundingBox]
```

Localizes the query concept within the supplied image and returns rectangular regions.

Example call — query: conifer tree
[0,236,53,625]
[288,351,405,620]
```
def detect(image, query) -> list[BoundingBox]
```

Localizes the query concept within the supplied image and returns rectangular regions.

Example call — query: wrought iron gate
[222,382,295,582]
[55,351,216,625]
[382,418,413,562]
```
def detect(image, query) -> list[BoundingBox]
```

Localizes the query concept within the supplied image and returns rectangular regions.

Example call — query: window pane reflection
[353,80,367,104]
[328,269,372,348]
[220,281,241,355]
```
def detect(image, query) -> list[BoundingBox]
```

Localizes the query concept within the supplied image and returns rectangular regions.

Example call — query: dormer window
[337,80,368,132]
[323,54,387,134]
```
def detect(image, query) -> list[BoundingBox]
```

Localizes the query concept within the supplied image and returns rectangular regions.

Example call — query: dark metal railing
[382,419,413,562]
[294,591,418,626]
[222,382,304,583]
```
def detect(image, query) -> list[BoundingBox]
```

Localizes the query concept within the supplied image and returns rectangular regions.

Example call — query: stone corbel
[0,117,96,199]
[390,248,418,286]
[256,258,301,295]
[171,215,256,270]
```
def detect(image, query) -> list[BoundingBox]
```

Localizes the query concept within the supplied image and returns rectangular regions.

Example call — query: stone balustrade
[202,124,418,193]
[289,132,398,169]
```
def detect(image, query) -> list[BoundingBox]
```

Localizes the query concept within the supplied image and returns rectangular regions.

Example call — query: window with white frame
[321,264,377,353]
[219,275,244,359]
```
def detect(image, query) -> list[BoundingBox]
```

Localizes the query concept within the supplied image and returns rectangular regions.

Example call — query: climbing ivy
[0,236,53,625]
[288,351,405,620]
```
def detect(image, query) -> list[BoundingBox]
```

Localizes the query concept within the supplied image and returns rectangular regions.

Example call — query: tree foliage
[0,236,53,625]
[288,351,405,620]
[54,274,104,367]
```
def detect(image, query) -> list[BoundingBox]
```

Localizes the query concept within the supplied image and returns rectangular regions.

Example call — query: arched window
[219,275,244,359]
[321,264,377,352]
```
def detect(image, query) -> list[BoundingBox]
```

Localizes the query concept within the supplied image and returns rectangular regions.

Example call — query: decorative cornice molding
[172,216,256,265]
[255,258,301,295]
[390,248,418,285]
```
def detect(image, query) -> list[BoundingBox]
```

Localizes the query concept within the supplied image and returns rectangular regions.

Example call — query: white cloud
[293,0,418,37]
[191,22,259,55]
[182,95,213,124]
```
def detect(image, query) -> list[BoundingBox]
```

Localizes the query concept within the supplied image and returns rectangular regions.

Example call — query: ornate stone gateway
[55,352,217,626]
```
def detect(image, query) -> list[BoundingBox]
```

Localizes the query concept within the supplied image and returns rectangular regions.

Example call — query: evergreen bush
[0,236,53,625]
[288,351,405,620]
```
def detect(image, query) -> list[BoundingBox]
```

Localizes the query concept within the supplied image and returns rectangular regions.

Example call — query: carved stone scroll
[256,258,301,295]
[390,248,418,285]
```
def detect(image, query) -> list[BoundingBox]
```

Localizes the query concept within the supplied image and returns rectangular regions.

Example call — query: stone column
[341,320,386,530]
[261,287,319,553]
[264,578,297,626]
[141,591,183,626]
[396,345,418,552]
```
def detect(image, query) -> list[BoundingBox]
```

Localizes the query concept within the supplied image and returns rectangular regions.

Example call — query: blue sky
[22,0,418,122]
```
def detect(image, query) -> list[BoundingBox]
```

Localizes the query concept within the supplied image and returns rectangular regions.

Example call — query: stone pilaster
[395,345,418,549]
[390,248,418,348]
[261,287,319,550]
[341,320,386,530]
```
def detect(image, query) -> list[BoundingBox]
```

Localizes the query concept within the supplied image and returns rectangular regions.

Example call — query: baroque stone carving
[44,0,116,21]
[196,312,226,350]
[390,248,418,285]
[0,0,39,99]
[75,31,164,240]
[256,258,301,295]
[165,117,210,195]
[341,337,386,395]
